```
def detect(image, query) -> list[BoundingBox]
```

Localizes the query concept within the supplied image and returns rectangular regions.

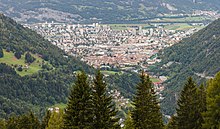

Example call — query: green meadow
[0,50,52,76]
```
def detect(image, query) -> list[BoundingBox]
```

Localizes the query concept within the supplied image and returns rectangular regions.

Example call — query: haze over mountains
[0,0,219,23]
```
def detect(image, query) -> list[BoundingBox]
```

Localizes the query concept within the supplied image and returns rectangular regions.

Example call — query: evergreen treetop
[176,77,206,129]
[123,111,134,129]
[63,71,93,129]
[25,52,36,64]
[132,71,163,129]
[0,47,3,58]
[92,70,120,129]
[203,72,220,128]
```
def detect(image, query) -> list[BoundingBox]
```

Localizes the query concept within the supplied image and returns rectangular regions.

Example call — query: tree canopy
[132,72,164,129]
[203,72,220,128]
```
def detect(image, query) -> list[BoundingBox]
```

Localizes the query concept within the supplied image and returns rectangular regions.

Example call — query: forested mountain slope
[0,0,219,23]
[0,13,95,118]
[0,14,139,118]
[152,18,220,115]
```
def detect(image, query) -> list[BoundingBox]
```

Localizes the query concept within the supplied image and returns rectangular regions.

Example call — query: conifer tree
[25,52,35,64]
[123,111,134,129]
[6,116,19,129]
[14,51,22,59]
[41,110,51,129]
[176,77,201,129]
[0,119,6,129]
[132,71,164,129]
[47,110,64,129]
[196,84,207,129]
[203,72,220,128]
[91,70,119,129]
[0,47,3,58]
[17,112,40,129]
[63,71,93,129]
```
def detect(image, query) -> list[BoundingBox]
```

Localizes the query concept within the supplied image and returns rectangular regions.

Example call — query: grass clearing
[150,77,161,83]
[164,23,192,30]
[150,16,208,23]
[107,24,152,30]
[101,70,123,75]
[164,23,204,30]
[0,50,52,76]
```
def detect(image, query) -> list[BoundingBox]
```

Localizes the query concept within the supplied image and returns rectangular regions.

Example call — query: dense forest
[0,14,139,118]
[0,13,95,118]
[150,18,220,115]
[1,71,220,129]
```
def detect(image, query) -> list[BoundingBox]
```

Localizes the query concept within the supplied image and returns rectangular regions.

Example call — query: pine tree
[0,119,6,129]
[196,84,207,129]
[47,110,64,129]
[0,47,3,58]
[25,52,35,64]
[14,51,22,59]
[132,71,164,129]
[203,72,220,128]
[123,111,134,129]
[176,77,201,129]
[63,71,93,129]
[41,110,51,129]
[17,112,40,129]
[6,116,19,129]
[91,70,119,129]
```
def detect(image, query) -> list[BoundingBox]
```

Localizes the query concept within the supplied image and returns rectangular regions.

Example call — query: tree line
[0,71,220,129]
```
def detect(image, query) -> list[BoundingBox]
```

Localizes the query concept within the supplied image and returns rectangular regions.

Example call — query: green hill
[151,18,220,115]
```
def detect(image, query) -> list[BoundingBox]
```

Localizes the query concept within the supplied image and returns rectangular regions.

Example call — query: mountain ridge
[152,18,220,115]
[0,0,219,23]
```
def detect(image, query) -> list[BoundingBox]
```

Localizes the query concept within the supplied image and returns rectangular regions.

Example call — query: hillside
[151,18,220,115]
[0,13,95,118]
[0,14,139,118]
[0,0,219,23]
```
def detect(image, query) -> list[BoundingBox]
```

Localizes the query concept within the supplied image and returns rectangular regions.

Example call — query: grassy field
[164,23,204,30]
[107,24,152,30]
[106,22,203,31]
[150,77,161,83]
[164,23,192,30]
[149,16,209,23]
[0,50,51,76]
[101,70,123,75]
[106,15,208,30]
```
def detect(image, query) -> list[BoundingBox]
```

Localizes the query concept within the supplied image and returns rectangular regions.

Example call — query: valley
[22,13,219,118]
[0,0,220,128]
[26,16,207,71]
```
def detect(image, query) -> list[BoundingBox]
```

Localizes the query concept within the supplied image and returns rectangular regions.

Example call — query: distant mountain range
[151,18,220,115]
[0,0,219,23]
